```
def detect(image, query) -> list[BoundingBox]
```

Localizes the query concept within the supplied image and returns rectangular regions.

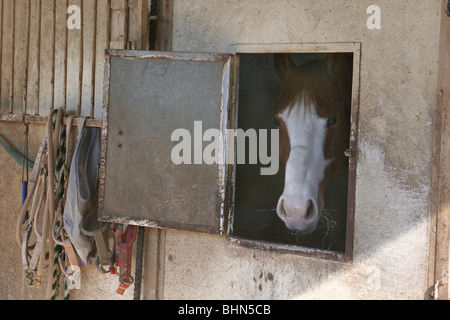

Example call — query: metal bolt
[344,149,354,158]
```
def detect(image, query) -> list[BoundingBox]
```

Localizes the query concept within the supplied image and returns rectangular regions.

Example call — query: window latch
[344,149,355,158]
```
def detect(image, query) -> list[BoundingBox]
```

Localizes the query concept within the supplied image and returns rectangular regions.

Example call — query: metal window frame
[226,43,361,262]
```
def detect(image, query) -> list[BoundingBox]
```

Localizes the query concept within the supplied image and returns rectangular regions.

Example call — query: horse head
[273,53,352,233]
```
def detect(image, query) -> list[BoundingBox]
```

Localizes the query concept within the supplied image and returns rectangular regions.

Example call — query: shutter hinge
[424,282,438,300]
[425,278,447,300]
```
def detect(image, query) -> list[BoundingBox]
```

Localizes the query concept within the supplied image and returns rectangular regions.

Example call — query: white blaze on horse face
[277,100,331,232]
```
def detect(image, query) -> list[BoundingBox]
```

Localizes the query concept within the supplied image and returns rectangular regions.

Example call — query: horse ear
[326,53,346,80]
[274,54,294,80]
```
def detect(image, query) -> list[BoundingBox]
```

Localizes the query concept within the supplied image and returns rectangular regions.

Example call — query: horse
[273,53,353,234]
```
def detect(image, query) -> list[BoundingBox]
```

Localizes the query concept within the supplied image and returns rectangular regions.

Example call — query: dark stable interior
[232,53,351,253]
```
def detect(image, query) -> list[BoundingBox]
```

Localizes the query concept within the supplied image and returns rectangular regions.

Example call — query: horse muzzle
[276,195,321,233]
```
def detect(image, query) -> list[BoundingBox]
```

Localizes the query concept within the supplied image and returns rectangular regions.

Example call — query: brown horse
[273,53,352,233]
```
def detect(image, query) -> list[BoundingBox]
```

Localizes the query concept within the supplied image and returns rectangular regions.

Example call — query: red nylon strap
[116,278,133,296]
[115,225,137,295]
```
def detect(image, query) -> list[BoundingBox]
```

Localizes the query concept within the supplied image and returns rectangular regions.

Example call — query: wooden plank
[127,0,140,49]
[38,0,54,116]
[110,0,127,49]
[0,113,102,127]
[140,0,149,50]
[66,0,82,115]
[94,0,110,120]
[53,0,67,111]
[128,0,148,50]
[0,0,14,114]
[12,0,29,114]
[156,0,172,51]
[26,0,40,115]
[0,0,3,113]
[80,0,96,117]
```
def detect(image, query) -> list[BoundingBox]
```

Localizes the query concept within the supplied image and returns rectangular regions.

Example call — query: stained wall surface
[160,0,442,299]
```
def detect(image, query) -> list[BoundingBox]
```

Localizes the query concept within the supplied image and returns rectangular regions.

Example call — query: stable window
[99,44,360,262]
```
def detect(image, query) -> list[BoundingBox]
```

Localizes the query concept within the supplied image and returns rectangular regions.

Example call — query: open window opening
[230,52,355,258]
[100,45,359,261]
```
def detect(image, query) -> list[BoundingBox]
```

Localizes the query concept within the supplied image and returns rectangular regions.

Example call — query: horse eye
[274,117,281,127]
[327,117,337,128]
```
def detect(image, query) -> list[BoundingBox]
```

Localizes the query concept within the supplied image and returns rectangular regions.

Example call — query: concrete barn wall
[158,0,442,299]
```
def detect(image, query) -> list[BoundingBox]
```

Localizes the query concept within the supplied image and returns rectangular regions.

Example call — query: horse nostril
[305,200,317,221]
[279,198,287,217]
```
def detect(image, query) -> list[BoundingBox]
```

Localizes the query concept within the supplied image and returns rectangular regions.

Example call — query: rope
[133,226,145,300]
[16,108,143,299]
[51,243,62,300]
[44,109,58,299]
[50,109,71,301]
[16,108,76,300]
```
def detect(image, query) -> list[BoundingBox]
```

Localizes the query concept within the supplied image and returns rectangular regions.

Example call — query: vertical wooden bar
[94,0,110,120]
[53,0,67,111]
[13,0,29,114]
[128,0,148,50]
[156,0,172,51]
[38,0,54,116]
[66,0,82,115]
[0,0,3,113]
[110,0,127,49]
[0,0,13,114]
[9,0,13,114]
[24,0,31,114]
[80,0,96,117]
[140,0,149,50]
[26,0,40,116]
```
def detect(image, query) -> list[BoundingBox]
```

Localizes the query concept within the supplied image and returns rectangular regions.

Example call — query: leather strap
[52,209,79,269]
[21,221,33,271]
[77,117,87,138]
[81,208,112,267]
[16,138,47,248]
[18,139,48,288]
[29,171,47,272]
[115,225,137,295]
[22,171,46,271]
